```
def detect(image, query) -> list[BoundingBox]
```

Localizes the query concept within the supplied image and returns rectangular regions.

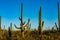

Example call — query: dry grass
[0,30,60,40]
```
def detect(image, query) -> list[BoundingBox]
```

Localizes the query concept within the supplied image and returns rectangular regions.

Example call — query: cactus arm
[29,23,31,29]
[8,27,12,38]
[19,17,21,21]
[19,17,25,25]
[55,23,57,27]
[23,21,25,25]
[55,23,58,28]
[14,24,20,29]
[22,21,25,25]
[55,22,59,30]
[24,23,28,27]
[10,23,12,30]
[24,18,30,27]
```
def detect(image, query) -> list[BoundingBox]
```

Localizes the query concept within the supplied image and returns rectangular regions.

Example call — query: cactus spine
[58,2,60,31]
[38,6,44,34]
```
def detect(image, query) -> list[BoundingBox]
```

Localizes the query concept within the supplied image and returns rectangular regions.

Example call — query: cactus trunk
[38,7,42,34]
[20,3,24,26]
[10,23,12,31]
[20,3,25,38]
[38,7,44,34]
[0,16,2,38]
[58,2,60,31]
[8,27,12,40]
[0,16,1,30]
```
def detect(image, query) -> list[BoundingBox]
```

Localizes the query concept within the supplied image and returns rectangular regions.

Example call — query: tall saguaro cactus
[58,2,60,31]
[0,16,1,30]
[19,3,25,38]
[14,3,31,38]
[38,7,44,34]
[14,3,25,38]
[0,16,2,38]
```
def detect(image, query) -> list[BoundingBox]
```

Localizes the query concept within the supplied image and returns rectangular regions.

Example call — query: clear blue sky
[0,0,60,30]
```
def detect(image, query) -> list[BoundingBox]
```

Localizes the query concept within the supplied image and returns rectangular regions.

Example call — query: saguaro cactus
[14,3,25,38]
[7,23,12,40]
[38,6,44,34]
[0,16,1,30]
[58,2,60,32]
[14,3,31,38]
[10,23,12,31]
[0,16,2,38]
[8,27,12,40]
[19,3,25,38]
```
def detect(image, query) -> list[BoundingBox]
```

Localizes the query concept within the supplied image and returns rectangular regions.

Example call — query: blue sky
[0,0,60,30]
